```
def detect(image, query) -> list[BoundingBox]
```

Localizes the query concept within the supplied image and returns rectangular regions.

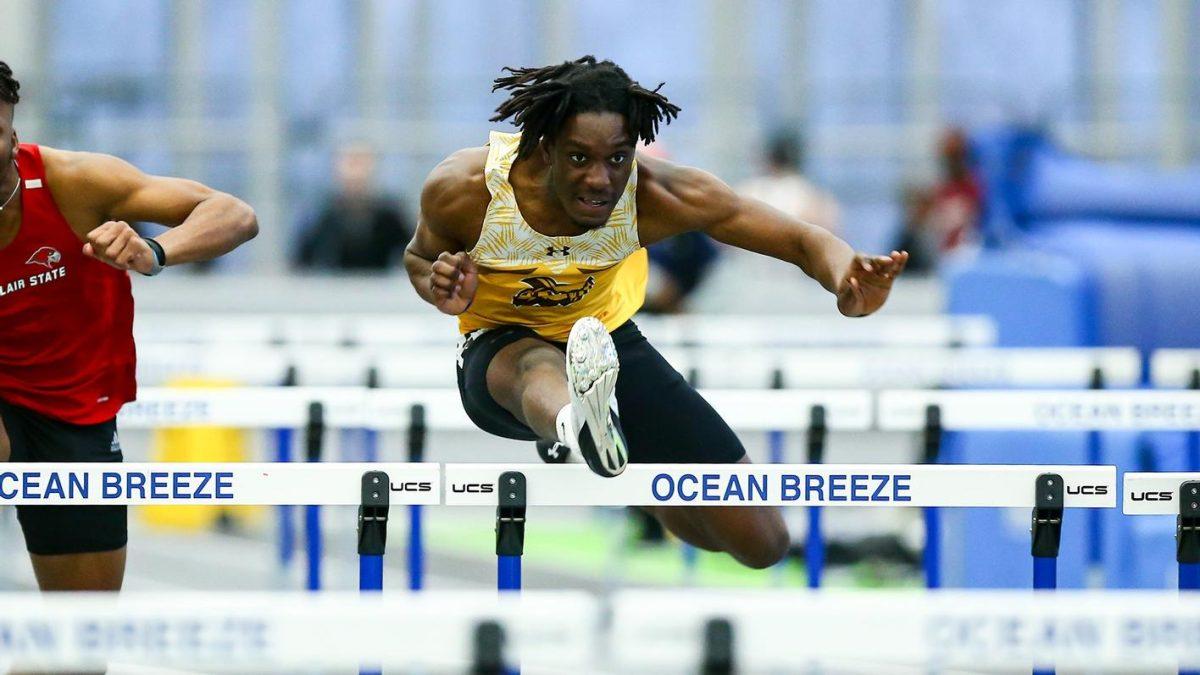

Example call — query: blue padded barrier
[945,249,1096,347]
[1021,150,1200,225]
[1026,223,1200,354]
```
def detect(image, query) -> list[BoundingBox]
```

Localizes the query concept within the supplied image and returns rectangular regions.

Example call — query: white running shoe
[558,317,628,477]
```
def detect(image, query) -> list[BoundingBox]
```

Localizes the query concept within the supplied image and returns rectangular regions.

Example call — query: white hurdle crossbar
[2,589,1198,673]
[443,463,1114,595]
[1123,472,1200,594]
[119,386,872,432]
[0,590,597,673]
[878,390,1200,431]
[610,589,1200,673]
[441,463,1113,508]
[133,312,998,348]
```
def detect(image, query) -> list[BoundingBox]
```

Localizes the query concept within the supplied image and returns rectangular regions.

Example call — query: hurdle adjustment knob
[358,471,390,557]
[496,471,526,557]
[1178,481,1200,565]
[1031,473,1064,558]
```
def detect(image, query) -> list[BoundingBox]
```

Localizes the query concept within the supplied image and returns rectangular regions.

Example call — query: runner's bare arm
[404,148,488,314]
[44,148,256,272]
[638,157,906,317]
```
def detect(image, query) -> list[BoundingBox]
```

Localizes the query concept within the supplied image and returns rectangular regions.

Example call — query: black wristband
[141,237,166,276]
[143,237,166,266]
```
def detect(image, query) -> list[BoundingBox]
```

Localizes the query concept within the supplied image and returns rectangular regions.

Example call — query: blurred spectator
[687,130,841,312]
[296,144,412,271]
[896,128,983,272]
[737,130,840,233]
[641,143,720,314]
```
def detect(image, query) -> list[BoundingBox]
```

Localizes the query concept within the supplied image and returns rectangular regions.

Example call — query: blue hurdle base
[409,504,424,590]
[924,507,940,589]
[305,504,321,591]
[359,554,383,592]
[1033,556,1057,590]
[498,555,522,592]
[806,507,823,589]
[1181,562,1200,591]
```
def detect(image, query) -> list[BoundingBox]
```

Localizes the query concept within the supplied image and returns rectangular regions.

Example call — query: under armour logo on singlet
[545,245,570,257]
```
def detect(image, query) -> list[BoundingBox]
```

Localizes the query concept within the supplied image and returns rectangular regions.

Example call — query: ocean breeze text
[650,472,911,503]
[0,471,234,501]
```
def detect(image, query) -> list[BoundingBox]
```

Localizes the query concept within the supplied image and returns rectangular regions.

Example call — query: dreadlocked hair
[490,56,680,159]
[0,62,19,106]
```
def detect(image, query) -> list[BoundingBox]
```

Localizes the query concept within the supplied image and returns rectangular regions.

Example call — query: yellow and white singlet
[458,131,647,342]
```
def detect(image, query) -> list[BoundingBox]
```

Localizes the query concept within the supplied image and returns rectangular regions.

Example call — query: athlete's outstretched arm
[43,148,257,273]
[639,159,907,317]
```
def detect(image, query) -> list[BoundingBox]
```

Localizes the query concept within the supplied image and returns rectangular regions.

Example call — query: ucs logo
[390,481,433,493]
[1066,485,1108,495]
[450,482,495,494]
[1130,491,1173,502]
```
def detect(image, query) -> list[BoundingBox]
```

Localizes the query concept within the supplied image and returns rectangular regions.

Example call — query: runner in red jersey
[0,61,258,593]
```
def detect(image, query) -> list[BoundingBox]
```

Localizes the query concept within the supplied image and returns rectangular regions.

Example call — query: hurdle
[0,461,1125,675]
[609,588,1200,674]
[880,389,1200,589]
[4,587,1198,673]
[134,311,998,348]
[634,314,998,348]
[648,348,1135,591]
[757,347,1137,590]
[1122,472,1200,675]
[443,463,1115,598]
[0,590,596,673]
[1123,473,1200,591]
[118,388,433,593]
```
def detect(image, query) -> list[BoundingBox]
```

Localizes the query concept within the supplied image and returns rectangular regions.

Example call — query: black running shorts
[456,320,746,464]
[0,399,128,555]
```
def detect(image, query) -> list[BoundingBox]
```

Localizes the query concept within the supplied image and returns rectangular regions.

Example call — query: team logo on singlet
[2,246,68,299]
[512,276,596,308]
[25,246,62,269]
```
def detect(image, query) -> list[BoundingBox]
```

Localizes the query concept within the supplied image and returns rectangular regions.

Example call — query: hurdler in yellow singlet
[458,131,647,342]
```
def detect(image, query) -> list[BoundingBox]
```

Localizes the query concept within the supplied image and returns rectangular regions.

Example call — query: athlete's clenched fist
[82,221,159,275]
[430,251,479,315]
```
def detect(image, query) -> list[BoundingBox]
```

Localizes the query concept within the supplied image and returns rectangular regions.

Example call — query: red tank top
[0,144,136,424]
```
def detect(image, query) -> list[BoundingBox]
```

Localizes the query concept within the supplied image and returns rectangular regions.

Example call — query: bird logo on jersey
[512,276,596,308]
[26,247,62,269]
